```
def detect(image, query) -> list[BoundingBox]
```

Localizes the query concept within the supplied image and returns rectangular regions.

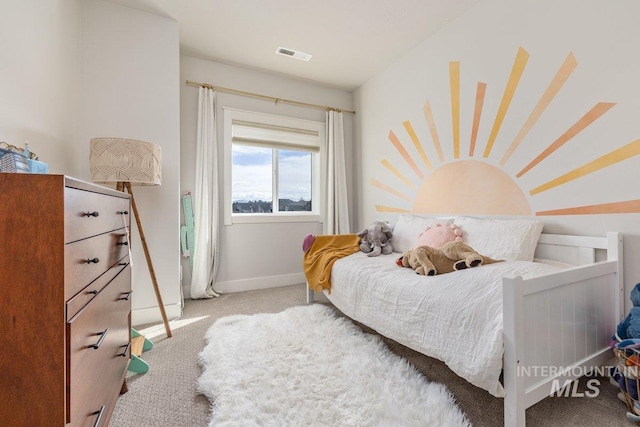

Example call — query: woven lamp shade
[90,137,161,185]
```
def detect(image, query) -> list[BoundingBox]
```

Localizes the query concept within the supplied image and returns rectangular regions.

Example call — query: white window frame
[223,107,325,225]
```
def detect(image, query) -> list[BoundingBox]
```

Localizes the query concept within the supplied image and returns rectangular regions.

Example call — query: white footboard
[503,232,623,426]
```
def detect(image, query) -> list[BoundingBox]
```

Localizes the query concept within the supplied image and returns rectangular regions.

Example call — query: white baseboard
[132,302,182,327]
[213,272,306,294]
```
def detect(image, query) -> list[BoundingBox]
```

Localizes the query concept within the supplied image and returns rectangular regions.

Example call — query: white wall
[0,0,81,174]
[180,56,354,296]
[80,0,182,325]
[0,0,350,318]
[354,0,640,309]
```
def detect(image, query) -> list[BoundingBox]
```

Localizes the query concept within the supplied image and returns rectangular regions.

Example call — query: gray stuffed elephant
[356,220,394,257]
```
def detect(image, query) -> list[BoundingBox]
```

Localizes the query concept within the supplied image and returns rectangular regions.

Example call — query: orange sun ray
[518,102,617,178]
[537,199,640,216]
[483,46,530,158]
[423,101,444,162]
[403,120,432,170]
[469,82,487,156]
[381,159,416,190]
[450,62,461,158]
[388,130,424,180]
[375,205,411,213]
[530,138,640,195]
[501,52,578,166]
[370,178,412,202]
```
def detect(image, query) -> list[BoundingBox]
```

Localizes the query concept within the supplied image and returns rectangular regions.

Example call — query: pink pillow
[415,223,463,248]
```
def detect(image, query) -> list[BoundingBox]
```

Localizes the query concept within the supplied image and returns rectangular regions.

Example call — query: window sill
[227,213,321,225]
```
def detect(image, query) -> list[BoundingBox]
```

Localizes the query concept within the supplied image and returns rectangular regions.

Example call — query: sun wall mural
[374,46,640,216]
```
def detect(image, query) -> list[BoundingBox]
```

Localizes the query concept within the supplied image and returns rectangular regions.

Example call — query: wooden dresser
[0,174,132,426]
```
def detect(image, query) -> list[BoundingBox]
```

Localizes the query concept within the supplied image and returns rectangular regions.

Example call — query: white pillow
[390,214,451,253]
[451,216,544,261]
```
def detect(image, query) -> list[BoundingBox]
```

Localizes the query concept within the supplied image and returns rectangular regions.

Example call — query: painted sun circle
[412,160,531,215]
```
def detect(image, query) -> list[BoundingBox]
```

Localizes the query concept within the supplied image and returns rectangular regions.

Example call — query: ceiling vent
[276,47,312,62]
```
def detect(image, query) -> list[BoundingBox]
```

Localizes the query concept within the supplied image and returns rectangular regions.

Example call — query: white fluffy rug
[197,304,470,427]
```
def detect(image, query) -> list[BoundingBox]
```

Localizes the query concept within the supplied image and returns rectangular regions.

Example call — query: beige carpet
[110,284,631,426]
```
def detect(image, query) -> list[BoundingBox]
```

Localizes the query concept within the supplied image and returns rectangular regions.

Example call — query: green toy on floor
[129,328,153,374]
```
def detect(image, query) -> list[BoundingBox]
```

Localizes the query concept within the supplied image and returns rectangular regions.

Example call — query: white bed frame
[307,232,624,426]
[503,232,623,426]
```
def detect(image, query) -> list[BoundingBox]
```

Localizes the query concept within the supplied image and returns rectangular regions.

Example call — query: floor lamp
[89,137,172,338]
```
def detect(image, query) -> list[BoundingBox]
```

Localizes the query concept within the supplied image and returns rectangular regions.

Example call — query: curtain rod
[185,80,355,114]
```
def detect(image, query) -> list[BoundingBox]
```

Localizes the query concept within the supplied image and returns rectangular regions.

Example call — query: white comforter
[326,252,563,397]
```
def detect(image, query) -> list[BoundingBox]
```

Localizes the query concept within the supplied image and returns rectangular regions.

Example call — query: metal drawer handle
[119,291,133,301]
[84,211,100,217]
[118,210,129,215]
[86,289,98,295]
[117,342,131,357]
[92,405,105,427]
[86,257,100,264]
[117,241,128,246]
[89,329,109,350]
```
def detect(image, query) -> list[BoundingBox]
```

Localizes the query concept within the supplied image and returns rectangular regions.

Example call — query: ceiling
[108,0,482,91]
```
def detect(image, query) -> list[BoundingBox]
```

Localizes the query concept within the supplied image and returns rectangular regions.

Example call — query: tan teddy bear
[396,241,502,276]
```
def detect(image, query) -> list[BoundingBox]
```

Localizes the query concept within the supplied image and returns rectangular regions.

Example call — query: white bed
[307,230,623,426]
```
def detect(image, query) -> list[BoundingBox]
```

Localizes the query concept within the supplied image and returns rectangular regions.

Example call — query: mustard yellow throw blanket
[303,234,361,293]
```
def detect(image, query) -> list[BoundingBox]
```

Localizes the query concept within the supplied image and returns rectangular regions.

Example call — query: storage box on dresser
[0,174,132,426]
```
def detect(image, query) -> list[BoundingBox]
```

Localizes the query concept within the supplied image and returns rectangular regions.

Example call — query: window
[223,108,325,224]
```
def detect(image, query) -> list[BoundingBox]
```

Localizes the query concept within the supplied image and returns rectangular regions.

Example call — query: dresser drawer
[67,267,131,426]
[65,231,129,299]
[0,175,131,426]
[66,259,130,321]
[65,187,130,243]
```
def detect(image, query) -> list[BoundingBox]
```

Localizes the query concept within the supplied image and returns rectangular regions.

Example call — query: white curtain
[324,110,350,234]
[190,87,221,299]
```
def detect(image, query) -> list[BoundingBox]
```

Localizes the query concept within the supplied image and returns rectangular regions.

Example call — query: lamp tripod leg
[123,182,173,338]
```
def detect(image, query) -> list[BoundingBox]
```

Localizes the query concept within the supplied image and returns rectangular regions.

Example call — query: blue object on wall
[181,192,195,273]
